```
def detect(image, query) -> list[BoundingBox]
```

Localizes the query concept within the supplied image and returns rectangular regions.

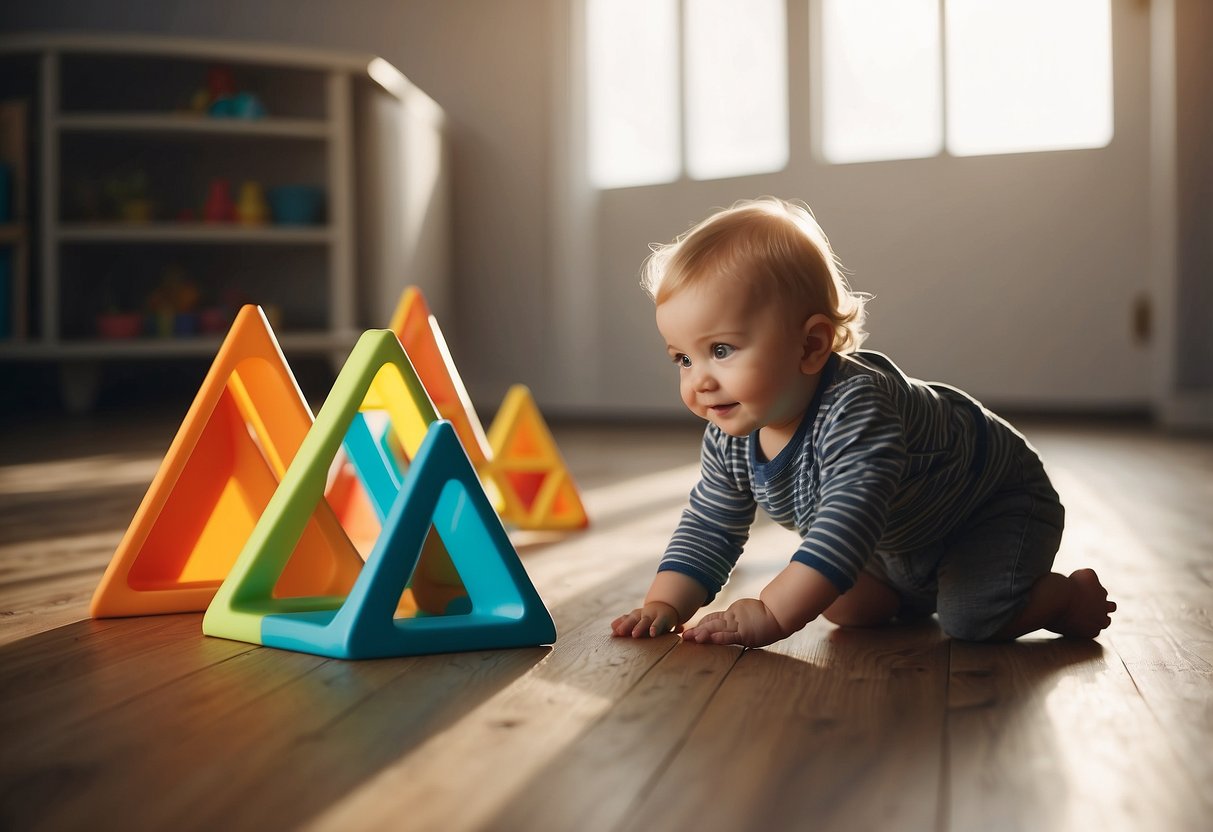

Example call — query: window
[816,0,943,164]
[816,0,1114,164]
[586,0,788,189]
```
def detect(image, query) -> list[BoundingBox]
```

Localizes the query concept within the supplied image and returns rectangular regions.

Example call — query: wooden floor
[1,409,1211,831]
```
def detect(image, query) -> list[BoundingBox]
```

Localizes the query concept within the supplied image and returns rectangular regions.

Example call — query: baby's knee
[936,600,1009,642]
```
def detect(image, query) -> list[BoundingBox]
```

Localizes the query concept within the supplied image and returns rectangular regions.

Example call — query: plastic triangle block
[90,305,363,618]
[486,385,590,531]
[260,421,554,658]
[202,329,440,647]
[324,461,381,558]
[505,470,548,513]
[201,333,556,658]
[342,410,468,613]
[360,286,491,467]
[202,331,549,657]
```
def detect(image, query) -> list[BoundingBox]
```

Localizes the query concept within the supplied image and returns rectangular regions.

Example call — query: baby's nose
[692,367,718,391]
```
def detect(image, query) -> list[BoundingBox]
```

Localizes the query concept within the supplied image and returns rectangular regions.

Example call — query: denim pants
[863,447,1066,641]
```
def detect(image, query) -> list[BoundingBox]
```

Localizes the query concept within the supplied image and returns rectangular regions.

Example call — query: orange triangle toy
[485,385,589,530]
[363,286,491,467]
[89,305,364,618]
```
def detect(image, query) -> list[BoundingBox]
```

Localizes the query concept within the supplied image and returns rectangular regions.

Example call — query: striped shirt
[658,350,1030,600]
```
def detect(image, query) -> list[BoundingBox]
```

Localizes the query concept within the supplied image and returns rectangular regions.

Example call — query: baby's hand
[682,598,786,648]
[611,601,683,638]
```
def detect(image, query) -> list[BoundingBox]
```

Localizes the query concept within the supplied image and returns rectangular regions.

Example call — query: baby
[611,197,1115,648]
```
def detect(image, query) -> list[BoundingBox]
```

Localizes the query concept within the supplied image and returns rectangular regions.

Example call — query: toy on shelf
[268,185,324,225]
[338,286,589,533]
[145,265,201,337]
[90,305,365,618]
[96,311,142,340]
[203,178,236,223]
[236,181,269,225]
[202,330,557,659]
[104,169,153,223]
[210,92,266,119]
[191,66,267,119]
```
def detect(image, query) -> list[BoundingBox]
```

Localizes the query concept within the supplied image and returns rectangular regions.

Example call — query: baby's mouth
[708,403,738,415]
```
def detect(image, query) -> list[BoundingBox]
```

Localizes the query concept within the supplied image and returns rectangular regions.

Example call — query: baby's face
[655,278,814,437]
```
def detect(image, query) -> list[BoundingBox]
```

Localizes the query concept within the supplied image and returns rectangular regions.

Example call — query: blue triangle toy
[262,420,556,658]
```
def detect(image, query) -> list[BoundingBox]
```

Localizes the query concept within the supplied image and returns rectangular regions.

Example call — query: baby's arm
[611,571,709,638]
[682,562,839,648]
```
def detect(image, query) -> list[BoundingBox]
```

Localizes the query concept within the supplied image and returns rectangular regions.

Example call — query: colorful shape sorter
[202,330,556,659]
[90,305,364,618]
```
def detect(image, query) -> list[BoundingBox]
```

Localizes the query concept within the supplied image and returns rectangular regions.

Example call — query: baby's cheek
[678,382,697,411]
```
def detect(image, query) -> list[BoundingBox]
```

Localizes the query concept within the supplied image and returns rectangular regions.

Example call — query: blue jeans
[864,448,1066,641]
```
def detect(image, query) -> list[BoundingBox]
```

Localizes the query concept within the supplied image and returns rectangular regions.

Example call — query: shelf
[0,32,449,406]
[0,329,360,360]
[57,223,334,244]
[58,113,330,140]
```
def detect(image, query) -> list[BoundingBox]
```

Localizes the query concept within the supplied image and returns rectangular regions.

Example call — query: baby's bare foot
[1055,568,1116,638]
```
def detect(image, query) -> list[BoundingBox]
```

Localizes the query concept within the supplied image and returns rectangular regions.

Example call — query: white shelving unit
[0,34,451,408]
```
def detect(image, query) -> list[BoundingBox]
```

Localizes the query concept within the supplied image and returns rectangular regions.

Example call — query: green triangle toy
[201,330,557,659]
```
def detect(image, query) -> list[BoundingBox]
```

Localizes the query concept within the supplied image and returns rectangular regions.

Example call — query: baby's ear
[801,314,835,374]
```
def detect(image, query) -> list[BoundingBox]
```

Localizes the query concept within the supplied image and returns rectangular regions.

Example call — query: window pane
[685,0,789,180]
[945,0,1113,156]
[817,0,943,164]
[586,0,680,189]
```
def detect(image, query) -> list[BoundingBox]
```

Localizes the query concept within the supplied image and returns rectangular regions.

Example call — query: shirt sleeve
[657,426,757,602]
[791,379,907,592]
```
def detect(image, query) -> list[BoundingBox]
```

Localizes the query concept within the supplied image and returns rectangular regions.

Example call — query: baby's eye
[673,354,691,369]
[712,343,735,360]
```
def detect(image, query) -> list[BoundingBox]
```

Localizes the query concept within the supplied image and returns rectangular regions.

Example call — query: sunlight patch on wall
[684,0,788,180]
[817,0,1113,164]
[586,0,789,188]
[586,0,680,189]
[817,0,943,165]
[945,0,1113,157]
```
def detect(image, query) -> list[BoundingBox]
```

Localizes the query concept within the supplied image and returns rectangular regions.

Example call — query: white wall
[549,0,1158,417]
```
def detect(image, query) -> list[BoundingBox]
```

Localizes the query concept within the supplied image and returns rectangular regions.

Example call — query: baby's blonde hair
[640,197,868,353]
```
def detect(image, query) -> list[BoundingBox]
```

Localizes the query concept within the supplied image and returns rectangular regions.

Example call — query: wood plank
[0,615,254,732]
[1109,622,1213,812]
[179,556,679,829]
[0,571,100,646]
[186,647,545,832]
[616,619,950,832]
[946,637,1208,831]
[483,521,802,832]
[488,638,743,832]
[302,597,682,830]
[0,644,330,831]
[0,479,686,830]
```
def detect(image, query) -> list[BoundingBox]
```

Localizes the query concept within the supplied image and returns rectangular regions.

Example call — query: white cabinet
[0,34,449,404]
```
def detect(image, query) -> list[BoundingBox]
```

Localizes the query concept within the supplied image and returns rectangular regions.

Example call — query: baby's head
[641,197,867,353]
